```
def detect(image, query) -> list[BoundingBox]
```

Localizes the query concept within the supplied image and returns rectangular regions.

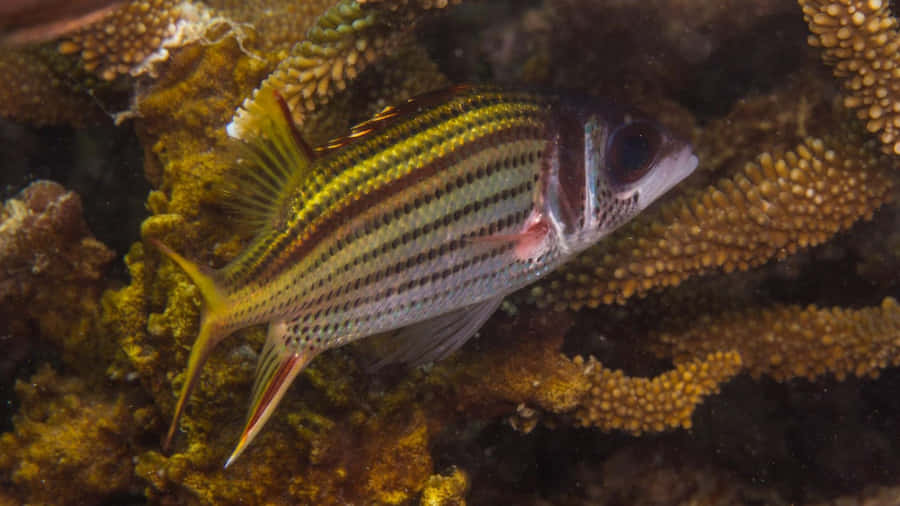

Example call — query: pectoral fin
[225,322,317,467]
[368,296,504,370]
[467,214,551,261]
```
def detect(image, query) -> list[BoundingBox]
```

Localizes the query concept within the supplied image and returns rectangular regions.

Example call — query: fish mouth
[636,144,699,211]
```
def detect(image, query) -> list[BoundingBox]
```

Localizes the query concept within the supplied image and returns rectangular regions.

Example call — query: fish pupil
[608,121,661,184]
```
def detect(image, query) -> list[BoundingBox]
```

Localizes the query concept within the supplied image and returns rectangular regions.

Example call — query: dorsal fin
[224,90,315,232]
[316,84,477,154]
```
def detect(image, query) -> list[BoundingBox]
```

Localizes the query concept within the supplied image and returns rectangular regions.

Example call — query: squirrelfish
[154,86,698,466]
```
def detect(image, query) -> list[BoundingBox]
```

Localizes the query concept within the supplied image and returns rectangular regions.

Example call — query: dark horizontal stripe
[289,237,516,340]
[253,124,546,284]
[269,192,531,326]
[285,166,537,308]
[227,148,540,324]
[223,96,545,286]
[292,205,532,327]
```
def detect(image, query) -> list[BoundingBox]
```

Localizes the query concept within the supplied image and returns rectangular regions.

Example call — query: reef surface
[0,0,899,505]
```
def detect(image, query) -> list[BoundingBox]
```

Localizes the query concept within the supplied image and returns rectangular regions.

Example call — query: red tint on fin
[225,322,317,467]
[272,90,316,161]
[317,84,476,153]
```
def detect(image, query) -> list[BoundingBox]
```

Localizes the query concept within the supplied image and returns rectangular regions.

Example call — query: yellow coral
[0,366,152,505]
[420,468,469,506]
[227,0,457,139]
[801,0,900,156]
[228,0,396,138]
[574,351,742,434]
[534,135,895,309]
[433,315,741,440]
[656,297,900,382]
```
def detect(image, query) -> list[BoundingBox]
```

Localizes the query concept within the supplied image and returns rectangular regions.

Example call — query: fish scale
[223,91,547,290]
[152,85,699,466]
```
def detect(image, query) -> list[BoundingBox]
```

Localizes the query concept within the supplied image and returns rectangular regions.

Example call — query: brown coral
[435,314,741,439]
[573,351,742,434]
[227,0,455,139]
[0,181,116,368]
[0,180,112,296]
[0,48,106,125]
[55,0,182,81]
[533,134,894,310]
[801,0,900,156]
[655,297,900,382]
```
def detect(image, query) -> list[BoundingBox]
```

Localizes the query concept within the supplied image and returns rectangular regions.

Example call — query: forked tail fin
[148,238,230,453]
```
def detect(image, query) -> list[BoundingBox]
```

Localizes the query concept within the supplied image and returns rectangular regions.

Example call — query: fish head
[548,99,698,254]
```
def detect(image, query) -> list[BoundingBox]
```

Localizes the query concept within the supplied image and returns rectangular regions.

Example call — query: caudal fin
[149,238,230,453]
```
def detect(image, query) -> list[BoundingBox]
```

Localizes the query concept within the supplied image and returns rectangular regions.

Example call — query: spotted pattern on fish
[152,85,699,465]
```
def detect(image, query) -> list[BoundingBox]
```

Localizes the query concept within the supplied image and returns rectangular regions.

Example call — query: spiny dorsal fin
[316,84,478,154]
[225,90,315,232]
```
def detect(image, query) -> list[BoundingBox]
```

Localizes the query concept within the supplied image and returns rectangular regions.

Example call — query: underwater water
[1,0,899,505]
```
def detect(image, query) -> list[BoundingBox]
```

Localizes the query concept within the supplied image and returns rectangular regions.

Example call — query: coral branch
[227,0,457,139]
[656,297,900,382]
[801,0,900,156]
[55,0,182,82]
[533,134,894,309]
[573,351,742,434]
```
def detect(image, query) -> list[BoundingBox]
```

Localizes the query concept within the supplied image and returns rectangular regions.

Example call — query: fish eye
[606,121,662,186]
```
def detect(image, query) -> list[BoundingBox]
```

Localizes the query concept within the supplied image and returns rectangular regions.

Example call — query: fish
[153,85,699,466]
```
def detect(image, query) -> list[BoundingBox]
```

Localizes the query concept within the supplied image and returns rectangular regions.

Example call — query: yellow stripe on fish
[152,85,699,466]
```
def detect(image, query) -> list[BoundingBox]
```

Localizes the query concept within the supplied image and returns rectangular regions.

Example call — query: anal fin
[225,321,317,467]
[368,296,504,371]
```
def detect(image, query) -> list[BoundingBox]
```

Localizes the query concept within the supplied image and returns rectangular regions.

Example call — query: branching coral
[573,351,742,434]
[55,0,183,82]
[532,134,895,310]
[434,315,741,439]
[208,0,352,54]
[655,297,900,382]
[0,48,106,125]
[800,0,900,156]
[227,0,459,139]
